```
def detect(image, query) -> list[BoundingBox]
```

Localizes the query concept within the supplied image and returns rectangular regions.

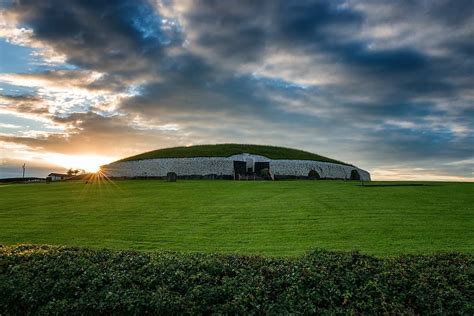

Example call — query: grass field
[0,180,473,256]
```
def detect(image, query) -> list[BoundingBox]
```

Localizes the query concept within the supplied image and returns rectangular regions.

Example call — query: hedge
[1,245,472,314]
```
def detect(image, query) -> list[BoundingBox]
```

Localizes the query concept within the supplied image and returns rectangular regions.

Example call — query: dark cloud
[185,0,269,63]
[0,94,50,115]
[341,44,427,73]
[179,0,465,101]
[10,0,183,77]
[1,0,473,179]
[273,0,363,42]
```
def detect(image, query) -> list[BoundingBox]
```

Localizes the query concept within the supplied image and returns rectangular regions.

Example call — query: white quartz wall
[102,157,234,177]
[102,154,371,181]
[270,160,370,180]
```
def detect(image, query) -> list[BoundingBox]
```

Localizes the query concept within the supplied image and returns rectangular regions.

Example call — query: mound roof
[115,144,351,166]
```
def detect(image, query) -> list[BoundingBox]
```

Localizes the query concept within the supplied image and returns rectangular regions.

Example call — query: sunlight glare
[44,153,115,173]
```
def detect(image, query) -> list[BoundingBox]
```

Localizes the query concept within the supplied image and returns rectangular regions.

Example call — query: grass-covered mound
[116,143,350,165]
[1,245,472,314]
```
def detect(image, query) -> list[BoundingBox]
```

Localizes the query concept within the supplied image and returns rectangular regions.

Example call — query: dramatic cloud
[0,0,472,179]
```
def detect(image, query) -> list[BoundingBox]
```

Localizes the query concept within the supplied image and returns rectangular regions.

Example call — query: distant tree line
[66,168,86,176]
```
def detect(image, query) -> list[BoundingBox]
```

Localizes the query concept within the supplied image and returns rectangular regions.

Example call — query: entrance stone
[350,170,361,180]
[166,172,177,182]
[308,169,321,180]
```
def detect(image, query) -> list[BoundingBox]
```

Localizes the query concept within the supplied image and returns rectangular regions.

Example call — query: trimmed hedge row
[1,245,472,314]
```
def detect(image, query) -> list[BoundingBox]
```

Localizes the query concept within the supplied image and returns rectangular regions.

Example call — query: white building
[47,173,69,181]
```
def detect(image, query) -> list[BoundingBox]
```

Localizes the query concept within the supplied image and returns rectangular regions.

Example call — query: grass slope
[1,180,473,256]
[116,144,350,165]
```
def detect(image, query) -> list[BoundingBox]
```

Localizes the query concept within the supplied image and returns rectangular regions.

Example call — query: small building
[47,173,69,181]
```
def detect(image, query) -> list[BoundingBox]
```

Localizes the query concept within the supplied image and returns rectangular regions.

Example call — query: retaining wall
[101,153,371,181]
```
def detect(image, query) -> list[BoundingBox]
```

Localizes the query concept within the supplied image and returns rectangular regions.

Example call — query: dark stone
[308,169,321,180]
[350,170,361,180]
[260,168,270,177]
[166,172,177,182]
[233,161,246,179]
[255,162,270,175]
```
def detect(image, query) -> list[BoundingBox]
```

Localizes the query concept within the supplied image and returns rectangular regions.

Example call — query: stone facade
[101,153,371,181]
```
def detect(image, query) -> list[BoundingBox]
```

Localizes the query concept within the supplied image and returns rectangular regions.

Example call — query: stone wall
[102,157,234,178]
[101,153,371,181]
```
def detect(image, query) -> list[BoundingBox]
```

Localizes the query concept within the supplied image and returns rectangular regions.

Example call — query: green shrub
[1,245,472,314]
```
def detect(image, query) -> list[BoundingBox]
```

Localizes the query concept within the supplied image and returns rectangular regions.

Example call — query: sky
[0,0,472,180]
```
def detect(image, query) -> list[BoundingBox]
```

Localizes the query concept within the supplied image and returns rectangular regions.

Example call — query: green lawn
[0,180,473,256]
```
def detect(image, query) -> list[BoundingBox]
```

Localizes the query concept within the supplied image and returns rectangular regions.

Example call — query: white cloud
[0,123,21,129]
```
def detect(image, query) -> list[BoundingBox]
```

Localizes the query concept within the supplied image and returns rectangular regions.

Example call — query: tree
[67,168,74,176]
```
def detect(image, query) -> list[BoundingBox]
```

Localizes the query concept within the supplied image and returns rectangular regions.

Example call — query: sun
[80,159,102,173]
[44,153,114,173]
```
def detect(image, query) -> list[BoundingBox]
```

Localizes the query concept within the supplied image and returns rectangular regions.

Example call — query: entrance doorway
[350,170,361,180]
[233,161,246,178]
[255,162,270,175]
[308,169,321,180]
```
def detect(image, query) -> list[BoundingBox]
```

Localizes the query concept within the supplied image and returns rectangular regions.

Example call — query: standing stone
[166,172,177,182]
